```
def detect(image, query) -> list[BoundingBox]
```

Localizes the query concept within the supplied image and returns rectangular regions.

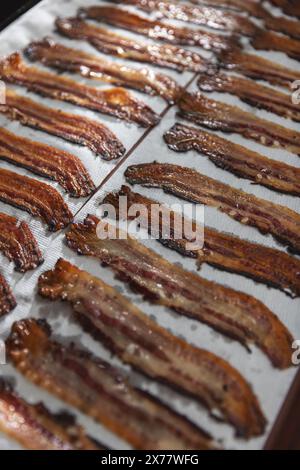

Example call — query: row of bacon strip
[1,0,300,450]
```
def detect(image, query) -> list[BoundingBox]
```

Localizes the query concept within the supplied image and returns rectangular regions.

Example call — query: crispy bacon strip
[0,379,103,450]
[0,128,95,197]
[0,169,73,231]
[270,0,300,19]
[103,185,300,298]
[80,6,237,52]
[25,39,182,104]
[0,53,159,127]
[189,0,265,16]
[198,72,300,122]
[251,30,300,62]
[164,123,300,196]
[125,162,300,254]
[7,318,218,448]
[178,92,300,156]
[217,49,300,90]
[56,18,211,74]
[66,216,293,370]
[38,259,265,437]
[262,12,300,40]
[0,273,16,317]
[0,90,125,160]
[0,212,43,272]
[107,0,257,36]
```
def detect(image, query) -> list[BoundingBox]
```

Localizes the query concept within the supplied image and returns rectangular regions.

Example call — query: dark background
[0,0,41,30]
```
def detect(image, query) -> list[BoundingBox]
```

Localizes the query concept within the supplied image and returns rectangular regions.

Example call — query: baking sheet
[0,0,299,450]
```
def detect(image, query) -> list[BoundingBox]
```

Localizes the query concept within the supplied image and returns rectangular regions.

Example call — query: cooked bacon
[38,259,265,437]
[0,273,16,317]
[164,123,300,196]
[198,72,300,122]
[189,0,265,17]
[25,39,182,104]
[217,49,300,90]
[0,169,73,231]
[80,6,237,52]
[6,318,218,448]
[0,89,125,160]
[251,30,300,62]
[0,379,103,450]
[269,0,300,19]
[0,212,43,272]
[178,92,300,156]
[56,18,211,74]
[0,53,159,127]
[106,0,257,36]
[262,11,300,40]
[125,162,300,254]
[66,216,293,370]
[103,185,300,298]
[0,128,95,198]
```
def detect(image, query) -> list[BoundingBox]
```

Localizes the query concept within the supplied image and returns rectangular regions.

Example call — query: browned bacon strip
[0,89,125,160]
[251,29,300,62]
[0,379,103,450]
[270,0,300,19]
[125,162,300,254]
[178,92,300,156]
[198,72,300,122]
[217,49,300,90]
[164,123,300,196]
[0,273,16,317]
[0,169,73,231]
[190,0,265,17]
[55,18,210,73]
[107,0,257,36]
[0,128,95,198]
[0,54,159,127]
[103,185,300,298]
[66,216,293,370]
[0,212,43,272]
[262,12,300,40]
[38,259,265,437]
[80,6,238,52]
[7,318,218,448]
[25,39,182,105]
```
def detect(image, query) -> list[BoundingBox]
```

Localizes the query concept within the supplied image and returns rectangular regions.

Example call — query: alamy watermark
[96,197,205,251]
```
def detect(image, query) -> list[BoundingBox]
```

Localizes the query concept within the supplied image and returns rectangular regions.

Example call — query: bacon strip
[189,0,265,17]
[164,123,300,196]
[103,185,300,298]
[0,90,125,160]
[0,53,159,128]
[251,30,300,62]
[0,273,16,317]
[38,259,265,437]
[262,12,300,40]
[107,0,257,36]
[0,169,73,231]
[56,18,212,74]
[0,379,103,450]
[270,0,300,19]
[217,49,300,90]
[0,212,43,272]
[25,39,182,105]
[7,318,218,448]
[198,72,300,122]
[125,162,300,254]
[178,92,300,156]
[80,6,237,52]
[66,216,293,370]
[0,128,95,198]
